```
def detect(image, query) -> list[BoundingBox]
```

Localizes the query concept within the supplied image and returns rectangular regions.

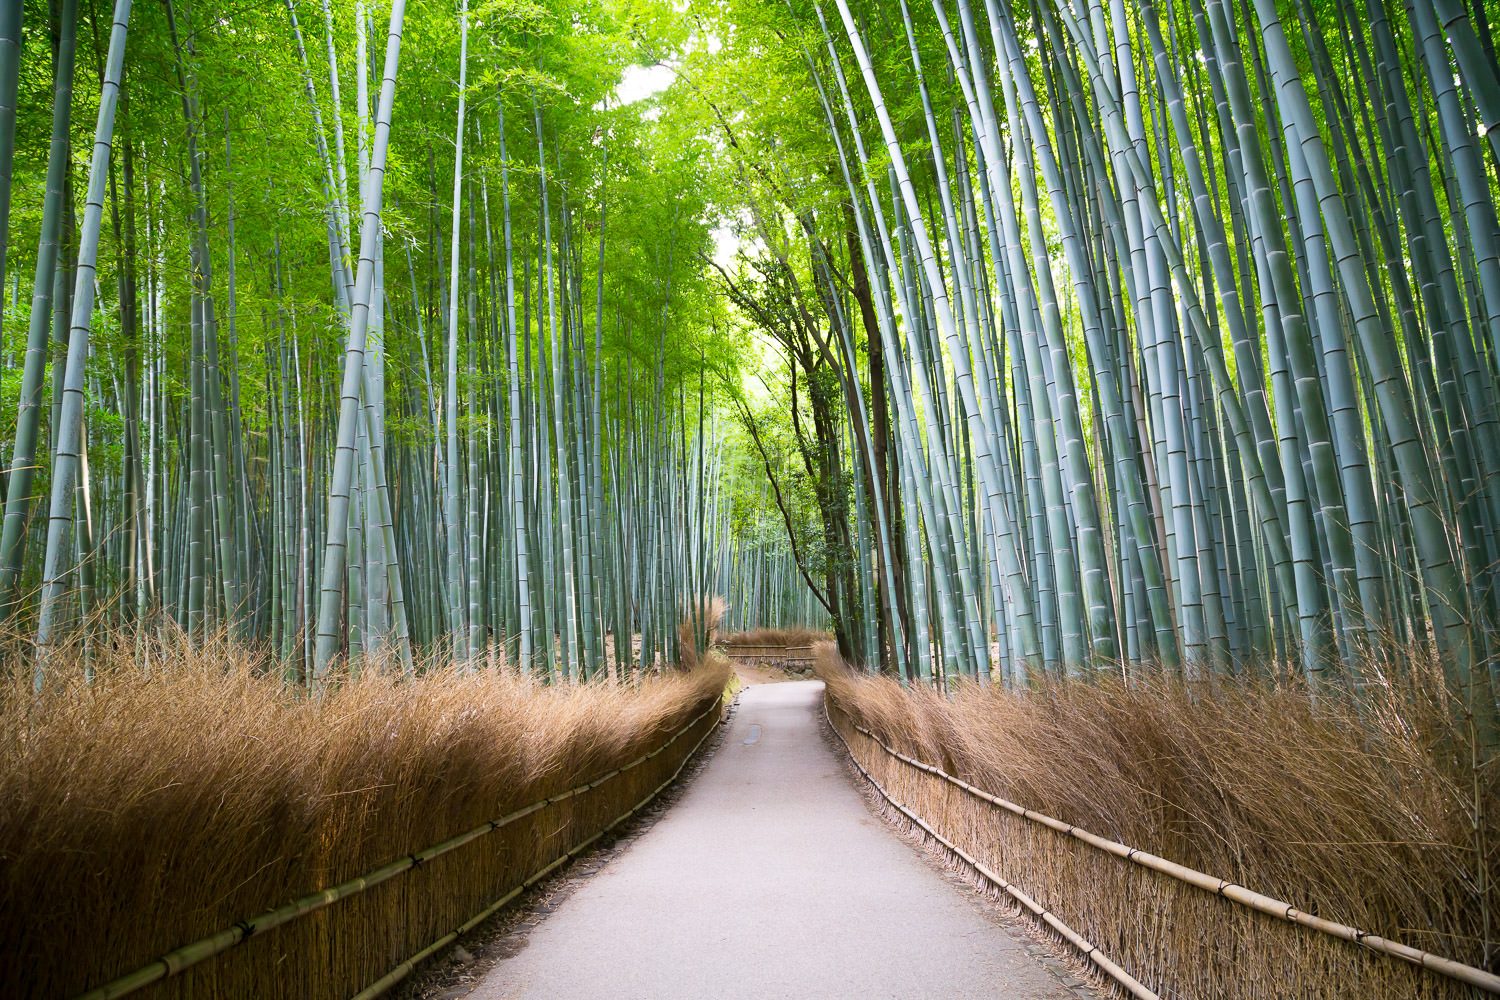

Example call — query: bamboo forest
[3,0,1500,996]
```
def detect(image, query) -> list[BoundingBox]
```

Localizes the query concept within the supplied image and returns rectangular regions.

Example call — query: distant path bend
[470,680,1098,1000]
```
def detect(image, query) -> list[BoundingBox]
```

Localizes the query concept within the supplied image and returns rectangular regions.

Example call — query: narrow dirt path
[468,680,1099,999]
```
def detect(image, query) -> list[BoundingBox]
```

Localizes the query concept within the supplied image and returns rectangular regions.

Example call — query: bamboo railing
[826,697,1500,999]
[724,644,816,667]
[72,693,726,1000]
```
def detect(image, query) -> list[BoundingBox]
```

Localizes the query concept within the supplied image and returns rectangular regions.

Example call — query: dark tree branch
[736,398,834,617]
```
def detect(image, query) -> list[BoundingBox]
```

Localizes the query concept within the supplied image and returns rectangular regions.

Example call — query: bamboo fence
[68,691,726,1000]
[825,694,1500,999]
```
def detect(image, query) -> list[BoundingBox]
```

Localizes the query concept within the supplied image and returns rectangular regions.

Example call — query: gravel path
[467,680,1098,1000]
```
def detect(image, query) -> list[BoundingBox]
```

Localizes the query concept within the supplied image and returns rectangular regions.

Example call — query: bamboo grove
[0,0,755,686]
[7,0,1500,733]
[681,0,1500,737]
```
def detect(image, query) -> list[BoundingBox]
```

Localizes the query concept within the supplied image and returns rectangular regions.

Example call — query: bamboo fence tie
[823,700,1158,1000]
[825,698,1500,996]
[71,694,726,1000]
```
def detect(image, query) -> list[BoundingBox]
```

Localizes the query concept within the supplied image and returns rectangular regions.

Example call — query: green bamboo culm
[0,0,75,625]
[34,0,133,676]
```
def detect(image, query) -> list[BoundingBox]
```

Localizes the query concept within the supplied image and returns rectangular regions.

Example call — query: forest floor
[424,681,1101,1000]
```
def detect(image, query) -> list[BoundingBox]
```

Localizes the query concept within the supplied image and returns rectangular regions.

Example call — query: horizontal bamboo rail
[724,644,814,651]
[724,644,815,665]
[72,694,726,1000]
[825,697,1500,997]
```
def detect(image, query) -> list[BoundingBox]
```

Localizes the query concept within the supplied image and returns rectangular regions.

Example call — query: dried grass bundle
[721,626,830,648]
[0,629,728,1000]
[678,596,728,670]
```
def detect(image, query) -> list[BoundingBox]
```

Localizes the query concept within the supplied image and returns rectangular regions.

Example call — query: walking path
[469,680,1097,999]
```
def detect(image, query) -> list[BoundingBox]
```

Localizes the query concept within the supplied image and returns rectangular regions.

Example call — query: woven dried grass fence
[65,691,724,1000]
[824,694,1500,1000]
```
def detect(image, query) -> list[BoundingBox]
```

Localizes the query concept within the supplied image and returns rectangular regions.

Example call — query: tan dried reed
[678,596,728,671]
[721,626,830,648]
[0,628,728,1000]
